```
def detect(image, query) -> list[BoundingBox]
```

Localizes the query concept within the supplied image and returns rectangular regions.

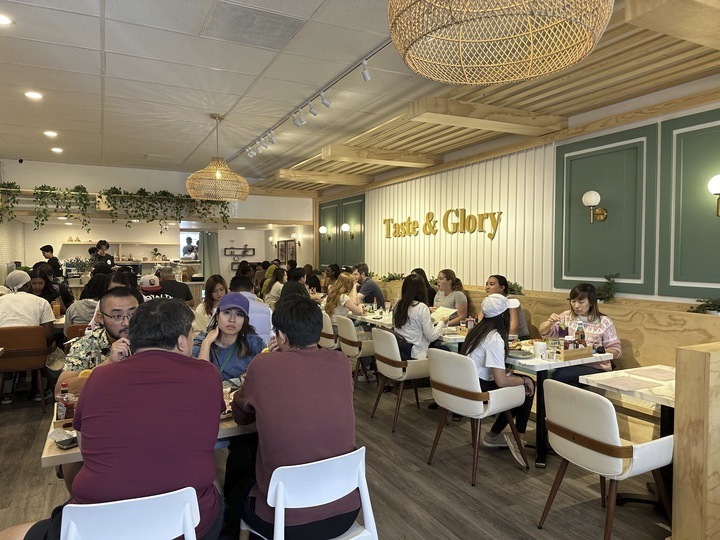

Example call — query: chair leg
[371,358,379,386]
[651,468,672,525]
[36,369,46,413]
[360,359,370,382]
[427,408,449,465]
[352,357,361,386]
[603,479,619,540]
[470,418,482,486]
[392,380,405,433]
[370,374,387,419]
[538,458,569,529]
[412,379,420,409]
[505,411,529,469]
[600,476,606,508]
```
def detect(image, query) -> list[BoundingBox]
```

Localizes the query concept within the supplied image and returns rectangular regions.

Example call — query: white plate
[508,350,534,359]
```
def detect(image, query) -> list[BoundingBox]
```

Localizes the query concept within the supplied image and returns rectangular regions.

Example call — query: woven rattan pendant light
[388,0,614,86]
[186,114,249,201]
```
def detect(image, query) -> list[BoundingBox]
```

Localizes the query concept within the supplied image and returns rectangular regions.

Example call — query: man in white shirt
[0,271,55,404]
[229,275,273,344]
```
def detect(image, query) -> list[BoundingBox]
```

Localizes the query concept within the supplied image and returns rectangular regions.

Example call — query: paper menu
[431,306,457,322]
[631,367,675,381]
[600,377,663,392]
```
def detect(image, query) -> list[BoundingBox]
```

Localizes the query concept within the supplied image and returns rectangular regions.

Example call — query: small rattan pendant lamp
[388,0,614,86]
[186,114,249,201]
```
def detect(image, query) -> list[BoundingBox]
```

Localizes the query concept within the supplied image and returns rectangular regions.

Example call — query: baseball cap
[217,292,250,318]
[6,270,31,292]
[139,274,162,292]
[481,293,520,318]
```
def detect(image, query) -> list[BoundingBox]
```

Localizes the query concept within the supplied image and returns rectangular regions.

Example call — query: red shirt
[73,349,223,538]
[233,347,360,525]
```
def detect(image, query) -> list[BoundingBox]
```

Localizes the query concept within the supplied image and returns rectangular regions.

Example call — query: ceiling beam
[625,0,720,50]
[274,169,372,186]
[250,186,317,198]
[321,144,442,168]
[406,97,568,136]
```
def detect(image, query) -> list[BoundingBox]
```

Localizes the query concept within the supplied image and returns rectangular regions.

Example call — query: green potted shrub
[689,298,720,315]
[596,273,619,302]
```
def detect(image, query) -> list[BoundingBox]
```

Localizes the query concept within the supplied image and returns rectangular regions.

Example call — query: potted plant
[689,298,720,315]
[64,256,95,285]
[508,281,524,295]
[596,273,619,302]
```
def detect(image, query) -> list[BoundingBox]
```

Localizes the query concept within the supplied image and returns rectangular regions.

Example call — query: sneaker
[504,433,528,468]
[451,413,463,422]
[427,402,440,410]
[482,431,508,448]
[32,389,53,402]
[1,393,13,405]
[357,372,377,383]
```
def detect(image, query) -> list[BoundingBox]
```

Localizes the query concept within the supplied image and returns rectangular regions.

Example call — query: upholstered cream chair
[370,327,429,433]
[319,312,338,349]
[427,348,529,483]
[336,315,375,385]
[538,379,673,539]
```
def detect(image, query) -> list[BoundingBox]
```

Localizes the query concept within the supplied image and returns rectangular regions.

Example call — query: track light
[307,102,318,116]
[268,131,277,144]
[320,92,331,108]
[361,60,372,82]
[261,138,269,149]
[256,142,264,154]
[298,111,307,125]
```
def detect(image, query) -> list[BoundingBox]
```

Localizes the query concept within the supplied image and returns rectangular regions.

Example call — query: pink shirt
[543,311,621,371]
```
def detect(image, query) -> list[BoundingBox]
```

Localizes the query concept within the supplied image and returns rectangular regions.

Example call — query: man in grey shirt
[352,262,385,307]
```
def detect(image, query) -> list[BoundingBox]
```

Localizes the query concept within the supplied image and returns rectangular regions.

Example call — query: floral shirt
[544,311,621,371]
[63,327,111,372]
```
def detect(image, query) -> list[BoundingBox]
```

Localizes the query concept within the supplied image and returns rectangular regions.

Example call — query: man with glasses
[56,287,139,395]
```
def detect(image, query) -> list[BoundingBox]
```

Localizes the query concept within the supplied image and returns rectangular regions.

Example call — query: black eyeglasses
[101,311,135,322]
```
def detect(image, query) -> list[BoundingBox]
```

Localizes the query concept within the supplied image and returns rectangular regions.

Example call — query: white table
[580,365,675,513]
[41,416,256,467]
[506,353,614,468]
[348,313,466,347]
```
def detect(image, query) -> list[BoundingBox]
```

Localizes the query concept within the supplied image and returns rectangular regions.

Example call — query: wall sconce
[341,223,354,239]
[268,236,276,247]
[581,190,608,224]
[318,226,331,241]
[708,175,720,216]
[291,232,301,246]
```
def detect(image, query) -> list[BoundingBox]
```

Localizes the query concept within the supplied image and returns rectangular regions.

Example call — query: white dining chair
[538,379,673,539]
[427,348,529,482]
[240,447,378,540]
[370,327,429,432]
[319,311,338,349]
[60,486,200,540]
[336,315,375,385]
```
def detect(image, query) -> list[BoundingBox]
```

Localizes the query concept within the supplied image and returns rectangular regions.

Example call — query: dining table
[41,415,256,467]
[579,364,675,509]
[506,352,614,468]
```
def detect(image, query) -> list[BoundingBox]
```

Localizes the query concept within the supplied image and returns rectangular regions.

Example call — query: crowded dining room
[1,0,720,538]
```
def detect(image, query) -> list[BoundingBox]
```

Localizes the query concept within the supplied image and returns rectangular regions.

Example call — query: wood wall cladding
[365,145,555,290]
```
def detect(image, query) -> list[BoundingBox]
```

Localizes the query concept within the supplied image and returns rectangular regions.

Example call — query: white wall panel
[366,145,555,290]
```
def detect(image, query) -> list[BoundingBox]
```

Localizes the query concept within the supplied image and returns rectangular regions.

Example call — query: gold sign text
[383,209,502,240]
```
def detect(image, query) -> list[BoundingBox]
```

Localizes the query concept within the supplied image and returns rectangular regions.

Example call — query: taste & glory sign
[383,209,502,240]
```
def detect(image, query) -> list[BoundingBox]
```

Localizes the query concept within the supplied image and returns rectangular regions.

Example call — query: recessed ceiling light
[236,226,246,230]
[57,216,68,220]
[64,222,73,226]
[51,147,63,153]
[25,91,43,100]
[0,14,13,25]
[130,219,140,223]
[44,131,58,138]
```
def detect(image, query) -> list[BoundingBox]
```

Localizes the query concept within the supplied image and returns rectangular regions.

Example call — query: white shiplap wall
[0,220,25,284]
[366,145,555,290]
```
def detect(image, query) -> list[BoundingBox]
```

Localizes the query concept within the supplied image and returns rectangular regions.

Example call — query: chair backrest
[66,324,88,341]
[318,312,337,349]
[337,315,361,358]
[544,379,629,476]
[267,447,377,540]
[0,326,49,373]
[60,487,200,540]
[370,327,407,380]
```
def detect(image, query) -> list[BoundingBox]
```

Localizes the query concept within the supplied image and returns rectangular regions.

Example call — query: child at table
[539,283,621,386]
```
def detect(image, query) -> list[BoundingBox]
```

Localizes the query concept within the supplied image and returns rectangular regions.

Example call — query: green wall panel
[554,125,657,294]
[659,109,720,297]
[318,195,365,268]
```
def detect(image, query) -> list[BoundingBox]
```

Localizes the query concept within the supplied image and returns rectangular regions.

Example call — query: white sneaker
[503,433,528,468]
[482,431,508,448]
[357,372,376,382]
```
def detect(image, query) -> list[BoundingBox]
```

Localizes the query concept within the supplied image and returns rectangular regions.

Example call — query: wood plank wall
[365,145,555,291]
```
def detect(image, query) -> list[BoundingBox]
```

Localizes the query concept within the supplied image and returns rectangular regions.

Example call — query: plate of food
[508,350,534,359]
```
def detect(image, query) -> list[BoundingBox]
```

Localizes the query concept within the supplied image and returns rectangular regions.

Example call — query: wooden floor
[0,380,672,539]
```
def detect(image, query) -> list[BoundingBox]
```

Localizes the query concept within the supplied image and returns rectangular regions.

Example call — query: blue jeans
[551,365,605,387]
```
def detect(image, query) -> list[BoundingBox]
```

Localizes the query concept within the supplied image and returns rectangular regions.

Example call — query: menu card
[631,367,675,381]
[431,307,456,322]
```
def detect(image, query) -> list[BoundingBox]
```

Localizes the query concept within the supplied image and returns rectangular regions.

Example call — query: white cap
[5,270,31,292]
[481,293,519,318]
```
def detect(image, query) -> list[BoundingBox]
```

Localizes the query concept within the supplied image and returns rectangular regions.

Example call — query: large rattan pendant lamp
[388,0,614,86]
[186,114,249,201]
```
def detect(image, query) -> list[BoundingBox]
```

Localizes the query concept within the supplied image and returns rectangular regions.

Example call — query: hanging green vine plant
[33,184,57,230]
[97,187,230,232]
[0,181,20,223]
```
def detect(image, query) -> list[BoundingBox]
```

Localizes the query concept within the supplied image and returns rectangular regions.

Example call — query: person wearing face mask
[484,274,529,340]
[539,283,621,386]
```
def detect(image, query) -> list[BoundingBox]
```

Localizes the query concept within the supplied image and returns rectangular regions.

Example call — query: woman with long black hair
[393,274,447,360]
[461,294,535,467]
